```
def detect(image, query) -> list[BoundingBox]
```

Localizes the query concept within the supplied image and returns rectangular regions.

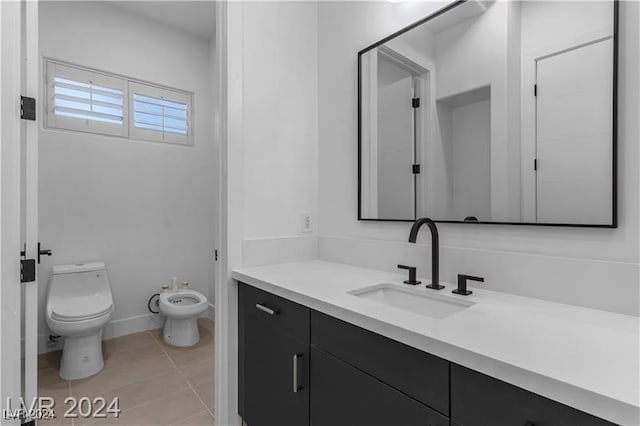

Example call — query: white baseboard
[38,313,165,354]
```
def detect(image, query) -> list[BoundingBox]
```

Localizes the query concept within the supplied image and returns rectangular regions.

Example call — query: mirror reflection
[359,0,615,225]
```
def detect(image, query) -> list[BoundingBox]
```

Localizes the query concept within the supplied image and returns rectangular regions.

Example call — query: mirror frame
[357,0,618,228]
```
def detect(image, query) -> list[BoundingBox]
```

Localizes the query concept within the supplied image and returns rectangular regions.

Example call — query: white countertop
[232,260,640,425]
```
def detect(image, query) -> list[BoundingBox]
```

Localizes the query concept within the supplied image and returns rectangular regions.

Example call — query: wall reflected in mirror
[359,0,616,226]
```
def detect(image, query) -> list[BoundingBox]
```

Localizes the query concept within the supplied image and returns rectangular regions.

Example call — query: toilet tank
[49,262,111,298]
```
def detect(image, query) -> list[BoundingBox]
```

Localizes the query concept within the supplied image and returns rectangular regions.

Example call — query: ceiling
[110,1,216,40]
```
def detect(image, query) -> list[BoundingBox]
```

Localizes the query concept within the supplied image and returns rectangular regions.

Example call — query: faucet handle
[453,274,484,295]
[397,264,421,285]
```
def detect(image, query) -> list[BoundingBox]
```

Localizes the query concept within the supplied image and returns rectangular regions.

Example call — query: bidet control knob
[181,281,189,288]
[161,284,170,292]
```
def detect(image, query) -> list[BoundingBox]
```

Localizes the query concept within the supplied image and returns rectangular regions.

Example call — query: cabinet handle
[524,422,535,426]
[255,303,278,315]
[293,353,303,393]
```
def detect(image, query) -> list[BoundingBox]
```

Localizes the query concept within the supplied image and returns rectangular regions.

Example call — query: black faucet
[397,264,421,285]
[408,217,443,290]
[453,274,484,295]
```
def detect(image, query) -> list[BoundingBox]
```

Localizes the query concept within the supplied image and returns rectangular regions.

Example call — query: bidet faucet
[408,217,443,290]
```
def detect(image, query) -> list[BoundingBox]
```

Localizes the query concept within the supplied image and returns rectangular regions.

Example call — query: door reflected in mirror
[358,0,616,226]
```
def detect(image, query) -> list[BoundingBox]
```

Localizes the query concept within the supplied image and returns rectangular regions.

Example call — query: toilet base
[59,330,105,380]
[163,317,200,347]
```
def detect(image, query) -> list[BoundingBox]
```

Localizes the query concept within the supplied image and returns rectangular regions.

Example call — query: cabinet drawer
[451,364,615,426]
[311,311,449,415]
[311,347,449,426]
[239,282,310,342]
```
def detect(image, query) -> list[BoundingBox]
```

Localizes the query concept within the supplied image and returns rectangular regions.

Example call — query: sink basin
[349,283,474,319]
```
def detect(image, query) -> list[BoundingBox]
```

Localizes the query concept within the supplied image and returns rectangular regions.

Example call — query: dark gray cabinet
[312,311,449,415]
[311,346,449,426]
[451,364,615,426]
[238,283,310,426]
[238,283,614,426]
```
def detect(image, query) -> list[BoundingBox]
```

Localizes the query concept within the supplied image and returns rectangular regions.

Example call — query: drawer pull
[293,353,303,393]
[255,303,278,316]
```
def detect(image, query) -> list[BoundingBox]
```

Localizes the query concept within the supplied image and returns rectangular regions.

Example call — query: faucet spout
[408,218,443,290]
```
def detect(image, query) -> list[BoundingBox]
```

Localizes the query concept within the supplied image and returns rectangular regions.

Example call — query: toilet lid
[51,295,113,321]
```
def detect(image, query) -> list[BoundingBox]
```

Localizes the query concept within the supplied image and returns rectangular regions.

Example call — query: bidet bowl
[159,289,208,319]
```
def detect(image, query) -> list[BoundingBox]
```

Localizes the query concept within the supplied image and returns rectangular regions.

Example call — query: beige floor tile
[178,358,214,387]
[38,380,69,402]
[88,388,207,425]
[150,327,164,342]
[74,372,190,425]
[172,410,214,426]
[155,325,214,355]
[71,354,173,398]
[103,341,164,369]
[193,381,214,410]
[102,331,158,354]
[100,371,189,412]
[39,350,63,370]
[197,318,214,332]
[38,380,72,426]
[40,325,215,426]
[167,345,214,368]
[39,365,67,387]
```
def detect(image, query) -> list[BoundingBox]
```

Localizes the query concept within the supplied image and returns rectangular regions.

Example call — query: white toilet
[159,288,208,347]
[46,262,114,380]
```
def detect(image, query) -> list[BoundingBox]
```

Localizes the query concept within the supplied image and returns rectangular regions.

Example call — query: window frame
[45,61,129,138]
[129,81,193,146]
[43,59,194,146]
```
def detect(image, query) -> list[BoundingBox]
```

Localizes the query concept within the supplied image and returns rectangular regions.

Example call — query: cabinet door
[451,365,615,426]
[311,347,449,426]
[240,284,310,426]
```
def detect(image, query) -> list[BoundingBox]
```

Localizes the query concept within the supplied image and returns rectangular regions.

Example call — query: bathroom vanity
[233,261,639,426]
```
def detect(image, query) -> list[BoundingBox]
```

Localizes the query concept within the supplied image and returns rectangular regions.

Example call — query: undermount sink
[349,283,475,319]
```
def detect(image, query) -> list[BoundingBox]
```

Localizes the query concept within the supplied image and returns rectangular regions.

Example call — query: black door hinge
[534,84,537,97]
[21,259,36,283]
[21,96,36,121]
[412,164,421,174]
[214,249,218,261]
[534,158,537,171]
[412,97,420,108]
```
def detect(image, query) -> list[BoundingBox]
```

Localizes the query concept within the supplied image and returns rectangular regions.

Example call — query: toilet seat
[51,297,113,322]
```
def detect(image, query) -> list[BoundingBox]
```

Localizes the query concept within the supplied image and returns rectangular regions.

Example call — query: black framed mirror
[358,0,618,227]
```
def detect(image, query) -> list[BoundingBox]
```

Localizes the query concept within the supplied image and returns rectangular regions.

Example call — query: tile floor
[37,318,215,426]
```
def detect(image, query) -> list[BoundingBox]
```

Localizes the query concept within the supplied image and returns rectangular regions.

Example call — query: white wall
[217,3,319,424]
[38,2,216,350]
[318,1,639,315]
[209,29,219,316]
[450,99,491,220]
[241,1,318,242]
